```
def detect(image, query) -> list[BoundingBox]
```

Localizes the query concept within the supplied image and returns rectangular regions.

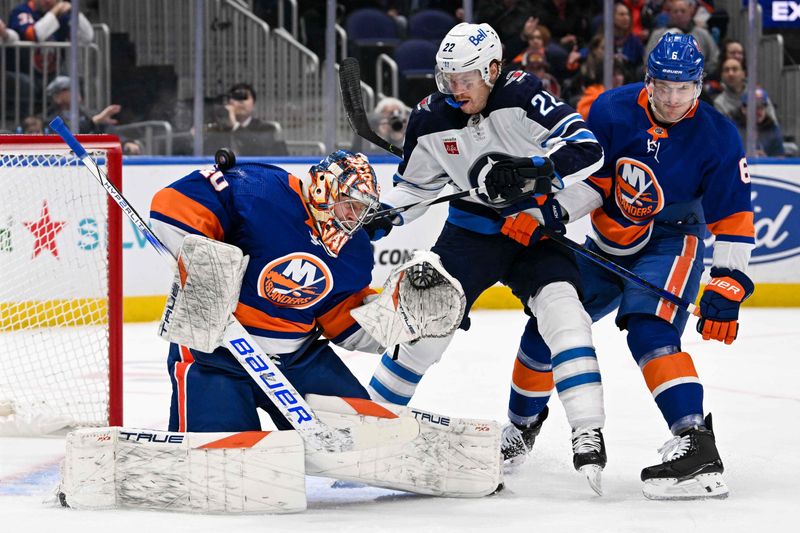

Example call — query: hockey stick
[49,117,357,452]
[539,227,698,315]
[340,57,403,158]
[371,185,489,221]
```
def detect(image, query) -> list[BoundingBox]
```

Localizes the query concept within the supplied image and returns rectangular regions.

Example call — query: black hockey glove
[485,156,555,202]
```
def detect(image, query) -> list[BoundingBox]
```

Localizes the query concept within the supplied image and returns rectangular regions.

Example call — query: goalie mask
[304,150,380,257]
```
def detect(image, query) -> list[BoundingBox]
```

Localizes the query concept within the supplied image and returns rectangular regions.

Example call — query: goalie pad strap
[60,427,306,514]
[159,235,249,353]
[304,395,502,498]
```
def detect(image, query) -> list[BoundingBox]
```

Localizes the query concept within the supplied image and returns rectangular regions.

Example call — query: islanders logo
[614,158,665,223]
[257,253,333,309]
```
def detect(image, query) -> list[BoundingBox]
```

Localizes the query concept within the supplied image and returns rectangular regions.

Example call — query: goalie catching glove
[158,234,249,353]
[350,250,466,347]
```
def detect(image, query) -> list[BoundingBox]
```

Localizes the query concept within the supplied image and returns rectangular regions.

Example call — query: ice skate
[500,406,549,465]
[641,414,729,500]
[572,426,606,495]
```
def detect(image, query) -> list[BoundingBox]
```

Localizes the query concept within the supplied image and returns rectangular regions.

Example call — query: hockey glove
[364,216,394,241]
[696,267,754,344]
[485,156,555,202]
[502,213,542,246]
[535,193,567,236]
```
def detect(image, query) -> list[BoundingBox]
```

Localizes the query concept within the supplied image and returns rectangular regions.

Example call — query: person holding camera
[207,82,288,156]
[351,97,410,154]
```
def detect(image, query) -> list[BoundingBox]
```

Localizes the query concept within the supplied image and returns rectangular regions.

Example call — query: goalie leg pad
[350,250,466,347]
[60,427,306,514]
[159,234,249,353]
[304,395,502,498]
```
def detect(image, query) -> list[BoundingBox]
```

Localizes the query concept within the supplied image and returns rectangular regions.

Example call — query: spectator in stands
[576,55,627,120]
[477,0,536,60]
[612,1,645,78]
[713,58,746,122]
[352,96,410,154]
[737,88,784,157]
[122,139,144,156]
[7,0,95,75]
[511,21,568,79]
[619,0,651,42]
[520,52,561,98]
[0,18,19,43]
[207,82,289,156]
[45,75,122,134]
[535,0,592,51]
[703,37,744,100]
[646,0,719,74]
[21,115,44,134]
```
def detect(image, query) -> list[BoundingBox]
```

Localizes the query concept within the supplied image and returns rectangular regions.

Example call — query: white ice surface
[1,308,798,532]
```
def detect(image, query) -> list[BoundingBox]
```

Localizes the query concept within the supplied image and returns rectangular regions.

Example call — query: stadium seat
[394,39,439,106]
[408,9,456,42]
[346,8,401,87]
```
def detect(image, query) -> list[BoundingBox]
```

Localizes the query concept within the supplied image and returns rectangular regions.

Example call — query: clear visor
[434,67,485,95]
[647,79,701,106]
[331,189,378,235]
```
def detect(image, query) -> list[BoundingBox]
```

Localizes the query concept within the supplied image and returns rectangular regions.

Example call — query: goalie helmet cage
[0,134,122,430]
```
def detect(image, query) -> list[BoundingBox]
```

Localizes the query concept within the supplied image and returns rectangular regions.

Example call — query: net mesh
[0,148,112,427]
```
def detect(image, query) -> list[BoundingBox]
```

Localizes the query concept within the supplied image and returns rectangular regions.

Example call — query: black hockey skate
[500,406,549,465]
[641,414,728,500]
[572,427,606,495]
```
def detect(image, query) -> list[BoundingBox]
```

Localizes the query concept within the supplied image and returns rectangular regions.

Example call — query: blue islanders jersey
[581,83,754,256]
[150,163,377,361]
[383,70,604,233]
[9,1,70,41]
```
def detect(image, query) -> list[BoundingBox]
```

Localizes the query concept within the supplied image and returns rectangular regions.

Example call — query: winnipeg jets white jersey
[383,70,604,234]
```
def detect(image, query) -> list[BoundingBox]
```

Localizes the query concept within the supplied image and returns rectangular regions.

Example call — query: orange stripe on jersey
[641,351,698,393]
[179,345,195,363]
[587,175,612,198]
[197,431,270,449]
[234,301,315,333]
[707,211,755,238]
[341,397,399,419]
[151,187,225,240]
[174,361,192,432]
[512,359,554,392]
[591,209,653,246]
[317,287,377,339]
[656,235,698,322]
[287,174,317,232]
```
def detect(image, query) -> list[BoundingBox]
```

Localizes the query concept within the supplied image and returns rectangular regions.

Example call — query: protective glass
[434,67,484,95]
[647,79,700,107]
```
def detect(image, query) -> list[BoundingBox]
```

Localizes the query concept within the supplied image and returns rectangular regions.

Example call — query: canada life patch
[614,158,664,223]
[257,252,333,309]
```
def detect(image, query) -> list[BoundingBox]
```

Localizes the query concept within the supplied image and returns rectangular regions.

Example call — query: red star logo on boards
[23,200,66,258]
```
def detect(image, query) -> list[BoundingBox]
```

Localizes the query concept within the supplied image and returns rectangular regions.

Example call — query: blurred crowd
[2,0,792,157]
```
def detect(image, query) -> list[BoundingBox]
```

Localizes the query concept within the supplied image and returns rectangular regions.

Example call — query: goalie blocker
[60,396,501,513]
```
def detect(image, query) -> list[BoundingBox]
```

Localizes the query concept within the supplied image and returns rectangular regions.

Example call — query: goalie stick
[338,61,698,315]
[49,117,363,452]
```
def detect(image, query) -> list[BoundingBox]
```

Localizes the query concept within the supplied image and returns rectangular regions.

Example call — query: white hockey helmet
[435,22,503,95]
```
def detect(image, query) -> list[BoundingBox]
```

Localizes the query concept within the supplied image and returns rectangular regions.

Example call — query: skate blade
[643,472,729,500]
[578,464,603,496]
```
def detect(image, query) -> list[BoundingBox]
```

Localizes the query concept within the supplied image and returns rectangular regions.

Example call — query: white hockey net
[0,136,122,435]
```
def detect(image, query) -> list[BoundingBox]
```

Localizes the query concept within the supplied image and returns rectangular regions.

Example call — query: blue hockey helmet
[646,33,704,83]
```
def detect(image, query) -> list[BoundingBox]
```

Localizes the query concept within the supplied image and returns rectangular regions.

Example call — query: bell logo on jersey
[258,253,333,309]
[614,158,664,223]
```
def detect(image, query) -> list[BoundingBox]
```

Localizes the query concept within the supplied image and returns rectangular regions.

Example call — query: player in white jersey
[363,22,608,493]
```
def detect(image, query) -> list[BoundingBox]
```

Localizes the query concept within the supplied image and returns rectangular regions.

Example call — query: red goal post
[0,134,122,432]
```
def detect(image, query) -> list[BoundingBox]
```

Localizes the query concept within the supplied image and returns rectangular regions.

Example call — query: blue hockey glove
[696,268,754,344]
[535,193,567,236]
[364,216,393,241]
[485,156,555,202]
